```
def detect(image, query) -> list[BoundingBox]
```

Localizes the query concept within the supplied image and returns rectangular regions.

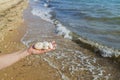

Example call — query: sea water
[31,0,120,49]
[30,0,120,57]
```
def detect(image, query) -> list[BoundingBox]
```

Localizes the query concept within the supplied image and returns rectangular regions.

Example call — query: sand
[0,0,28,53]
[0,0,28,42]
[0,0,120,80]
[0,0,61,80]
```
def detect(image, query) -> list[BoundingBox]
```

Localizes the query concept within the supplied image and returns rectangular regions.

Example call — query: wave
[71,33,120,58]
[54,21,72,39]
[31,1,72,39]
[31,6,53,23]
[31,0,120,59]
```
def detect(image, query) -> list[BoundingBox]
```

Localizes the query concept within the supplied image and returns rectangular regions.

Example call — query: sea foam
[31,0,72,40]
[31,5,53,22]
[55,23,72,39]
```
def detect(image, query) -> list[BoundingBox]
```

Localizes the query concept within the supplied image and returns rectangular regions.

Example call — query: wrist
[20,50,31,58]
[25,49,32,56]
[27,49,32,55]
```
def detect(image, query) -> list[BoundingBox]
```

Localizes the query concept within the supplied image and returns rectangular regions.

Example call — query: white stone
[34,42,43,49]
[34,41,53,50]
[43,41,49,46]
[43,41,49,49]
[43,46,49,49]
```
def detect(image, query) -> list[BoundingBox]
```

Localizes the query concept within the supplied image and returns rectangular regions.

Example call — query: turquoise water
[32,0,120,49]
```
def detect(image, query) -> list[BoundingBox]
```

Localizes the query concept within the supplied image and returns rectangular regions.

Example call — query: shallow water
[21,2,120,80]
[31,0,120,50]
[52,0,120,49]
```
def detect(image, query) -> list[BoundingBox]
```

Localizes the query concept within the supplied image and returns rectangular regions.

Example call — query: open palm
[28,41,56,55]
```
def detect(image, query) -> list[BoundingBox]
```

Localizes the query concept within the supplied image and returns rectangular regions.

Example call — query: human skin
[0,41,56,70]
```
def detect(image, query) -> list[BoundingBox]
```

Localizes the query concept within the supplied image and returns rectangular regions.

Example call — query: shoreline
[21,2,120,79]
[71,32,120,59]
[0,0,120,80]
[0,1,61,80]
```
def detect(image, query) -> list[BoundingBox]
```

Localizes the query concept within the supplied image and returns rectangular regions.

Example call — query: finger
[52,41,55,43]
[53,44,57,47]
[40,49,51,53]
[51,41,56,44]
[51,41,56,46]
[33,49,42,54]
[52,44,57,49]
[44,48,55,52]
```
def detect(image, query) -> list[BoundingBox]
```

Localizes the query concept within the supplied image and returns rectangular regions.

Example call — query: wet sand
[0,0,61,80]
[0,0,120,80]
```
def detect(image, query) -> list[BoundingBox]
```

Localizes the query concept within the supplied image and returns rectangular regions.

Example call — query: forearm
[0,49,30,70]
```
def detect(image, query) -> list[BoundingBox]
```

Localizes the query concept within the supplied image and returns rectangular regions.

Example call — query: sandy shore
[0,0,120,80]
[0,0,28,54]
[0,0,61,80]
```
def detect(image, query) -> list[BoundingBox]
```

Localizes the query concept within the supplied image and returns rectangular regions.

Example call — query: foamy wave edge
[48,16,120,58]
[53,20,120,58]
[71,33,120,58]
[31,5,72,39]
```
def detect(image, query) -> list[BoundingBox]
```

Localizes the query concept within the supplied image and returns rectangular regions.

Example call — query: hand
[27,41,56,55]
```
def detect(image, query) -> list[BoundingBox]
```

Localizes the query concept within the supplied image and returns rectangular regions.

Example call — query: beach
[0,0,61,80]
[0,0,28,54]
[0,0,120,80]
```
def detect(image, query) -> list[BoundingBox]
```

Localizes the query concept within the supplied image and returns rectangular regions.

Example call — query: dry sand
[0,0,28,43]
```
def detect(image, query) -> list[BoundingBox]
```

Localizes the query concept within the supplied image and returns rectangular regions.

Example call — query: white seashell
[43,46,49,49]
[34,42,43,49]
[43,41,49,47]
[43,41,49,49]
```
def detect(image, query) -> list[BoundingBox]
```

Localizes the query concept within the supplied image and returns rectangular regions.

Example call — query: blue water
[32,0,120,49]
